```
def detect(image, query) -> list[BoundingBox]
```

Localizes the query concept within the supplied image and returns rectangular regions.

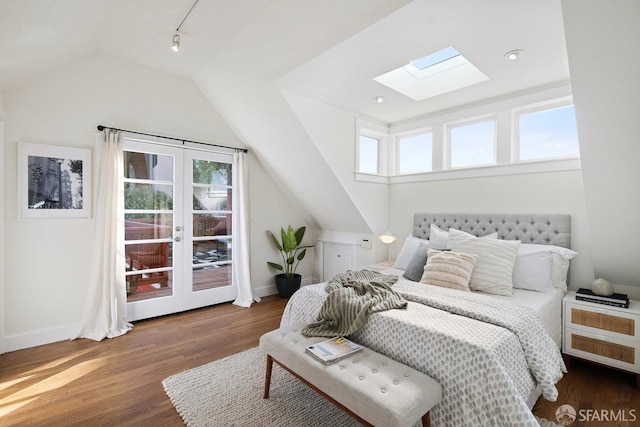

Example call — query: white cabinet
[321,242,357,282]
[563,291,640,385]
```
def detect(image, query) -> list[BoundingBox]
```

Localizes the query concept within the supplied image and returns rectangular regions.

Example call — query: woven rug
[163,347,560,427]
[162,347,359,426]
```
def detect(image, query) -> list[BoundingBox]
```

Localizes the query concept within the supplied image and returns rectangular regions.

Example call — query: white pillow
[512,251,554,292]
[393,235,429,270]
[551,253,573,290]
[429,224,498,250]
[447,228,520,296]
[514,243,578,291]
[429,224,449,249]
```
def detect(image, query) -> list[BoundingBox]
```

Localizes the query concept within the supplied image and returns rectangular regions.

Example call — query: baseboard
[254,284,277,298]
[4,323,78,353]
[253,276,316,299]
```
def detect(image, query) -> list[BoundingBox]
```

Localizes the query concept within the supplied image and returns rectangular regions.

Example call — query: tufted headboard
[413,213,571,248]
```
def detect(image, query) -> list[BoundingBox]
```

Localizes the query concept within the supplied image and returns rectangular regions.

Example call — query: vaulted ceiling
[0,0,572,234]
[0,0,570,124]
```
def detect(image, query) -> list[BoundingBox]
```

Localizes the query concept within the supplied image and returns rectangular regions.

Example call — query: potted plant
[267,225,310,297]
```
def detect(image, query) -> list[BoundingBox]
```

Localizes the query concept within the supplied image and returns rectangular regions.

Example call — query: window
[354,88,581,183]
[516,104,580,161]
[448,119,495,168]
[358,134,380,174]
[397,131,432,174]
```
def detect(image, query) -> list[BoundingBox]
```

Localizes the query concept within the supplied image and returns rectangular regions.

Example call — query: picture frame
[19,142,91,219]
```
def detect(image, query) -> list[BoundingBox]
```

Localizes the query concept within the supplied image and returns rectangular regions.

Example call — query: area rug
[162,347,359,426]
[163,347,560,427]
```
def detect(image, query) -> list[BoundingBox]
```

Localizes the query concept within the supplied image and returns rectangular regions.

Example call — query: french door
[122,140,236,321]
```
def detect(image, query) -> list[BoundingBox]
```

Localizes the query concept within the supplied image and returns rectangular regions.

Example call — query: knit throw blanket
[302,270,407,337]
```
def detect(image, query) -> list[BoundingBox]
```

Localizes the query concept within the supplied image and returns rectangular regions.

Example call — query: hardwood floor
[533,357,640,426]
[1,295,638,426]
[0,296,288,427]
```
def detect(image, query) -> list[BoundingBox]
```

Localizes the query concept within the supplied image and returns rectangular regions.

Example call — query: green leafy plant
[266,225,309,278]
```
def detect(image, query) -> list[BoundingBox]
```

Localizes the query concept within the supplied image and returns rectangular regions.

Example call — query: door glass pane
[193,160,231,185]
[193,187,231,211]
[191,158,233,293]
[124,214,173,240]
[193,213,230,237]
[193,237,232,290]
[193,159,232,212]
[125,271,173,301]
[124,152,173,181]
[124,149,174,302]
[124,183,173,210]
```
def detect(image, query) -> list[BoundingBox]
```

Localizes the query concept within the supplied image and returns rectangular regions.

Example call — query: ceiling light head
[171,34,180,52]
[504,49,524,61]
[374,96,384,104]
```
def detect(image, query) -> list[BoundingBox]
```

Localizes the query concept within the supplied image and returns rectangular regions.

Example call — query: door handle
[174,236,182,242]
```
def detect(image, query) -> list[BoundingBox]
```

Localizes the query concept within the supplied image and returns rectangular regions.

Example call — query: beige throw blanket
[301,270,407,337]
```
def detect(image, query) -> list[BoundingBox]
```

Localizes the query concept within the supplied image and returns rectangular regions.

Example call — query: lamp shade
[378,231,397,244]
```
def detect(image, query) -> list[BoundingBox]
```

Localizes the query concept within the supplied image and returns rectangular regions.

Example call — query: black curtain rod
[96,125,248,153]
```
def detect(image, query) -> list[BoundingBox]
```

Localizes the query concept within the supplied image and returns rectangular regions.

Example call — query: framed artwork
[19,142,91,219]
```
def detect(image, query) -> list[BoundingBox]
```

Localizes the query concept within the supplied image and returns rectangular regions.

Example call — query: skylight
[410,47,460,71]
[374,46,489,101]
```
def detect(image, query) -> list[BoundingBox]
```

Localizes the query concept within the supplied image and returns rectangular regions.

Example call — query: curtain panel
[75,129,132,341]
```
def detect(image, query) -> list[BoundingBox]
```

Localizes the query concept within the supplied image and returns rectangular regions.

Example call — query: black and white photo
[20,142,91,219]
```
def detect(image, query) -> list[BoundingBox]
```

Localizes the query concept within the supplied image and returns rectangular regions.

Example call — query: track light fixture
[171,34,180,52]
[171,0,200,52]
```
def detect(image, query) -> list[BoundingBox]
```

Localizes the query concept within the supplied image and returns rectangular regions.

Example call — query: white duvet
[280,278,566,427]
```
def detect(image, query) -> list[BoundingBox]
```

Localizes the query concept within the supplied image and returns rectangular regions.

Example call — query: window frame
[445,115,497,170]
[512,96,580,163]
[357,132,381,174]
[393,128,433,175]
[355,119,389,181]
[354,86,581,184]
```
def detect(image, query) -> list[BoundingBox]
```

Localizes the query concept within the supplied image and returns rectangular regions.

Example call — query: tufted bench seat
[259,323,442,427]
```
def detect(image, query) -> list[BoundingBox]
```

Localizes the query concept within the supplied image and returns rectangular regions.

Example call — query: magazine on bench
[306,337,363,364]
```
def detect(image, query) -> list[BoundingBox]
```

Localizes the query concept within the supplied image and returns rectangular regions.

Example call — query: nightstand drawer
[571,307,634,335]
[565,302,639,340]
[565,328,640,373]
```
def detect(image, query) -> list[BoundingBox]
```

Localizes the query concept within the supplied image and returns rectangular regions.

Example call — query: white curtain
[75,130,132,340]
[232,151,259,307]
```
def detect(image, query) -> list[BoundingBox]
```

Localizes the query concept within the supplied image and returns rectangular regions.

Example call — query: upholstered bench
[259,323,442,427]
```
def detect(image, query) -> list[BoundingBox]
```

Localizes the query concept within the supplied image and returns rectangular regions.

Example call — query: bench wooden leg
[263,354,273,399]
[422,411,430,427]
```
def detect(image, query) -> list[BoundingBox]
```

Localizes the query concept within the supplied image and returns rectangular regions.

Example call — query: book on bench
[306,337,363,364]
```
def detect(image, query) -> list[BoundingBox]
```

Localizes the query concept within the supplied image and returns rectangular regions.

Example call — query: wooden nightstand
[563,291,640,387]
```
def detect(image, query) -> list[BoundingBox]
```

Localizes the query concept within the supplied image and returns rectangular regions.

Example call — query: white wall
[280,90,389,265]
[562,0,640,296]
[247,153,316,293]
[0,96,5,354]
[1,53,300,351]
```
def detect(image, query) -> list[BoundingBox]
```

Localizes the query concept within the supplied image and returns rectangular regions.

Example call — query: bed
[280,213,576,427]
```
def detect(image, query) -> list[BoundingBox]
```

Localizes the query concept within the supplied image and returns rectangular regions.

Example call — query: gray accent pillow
[403,243,430,282]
